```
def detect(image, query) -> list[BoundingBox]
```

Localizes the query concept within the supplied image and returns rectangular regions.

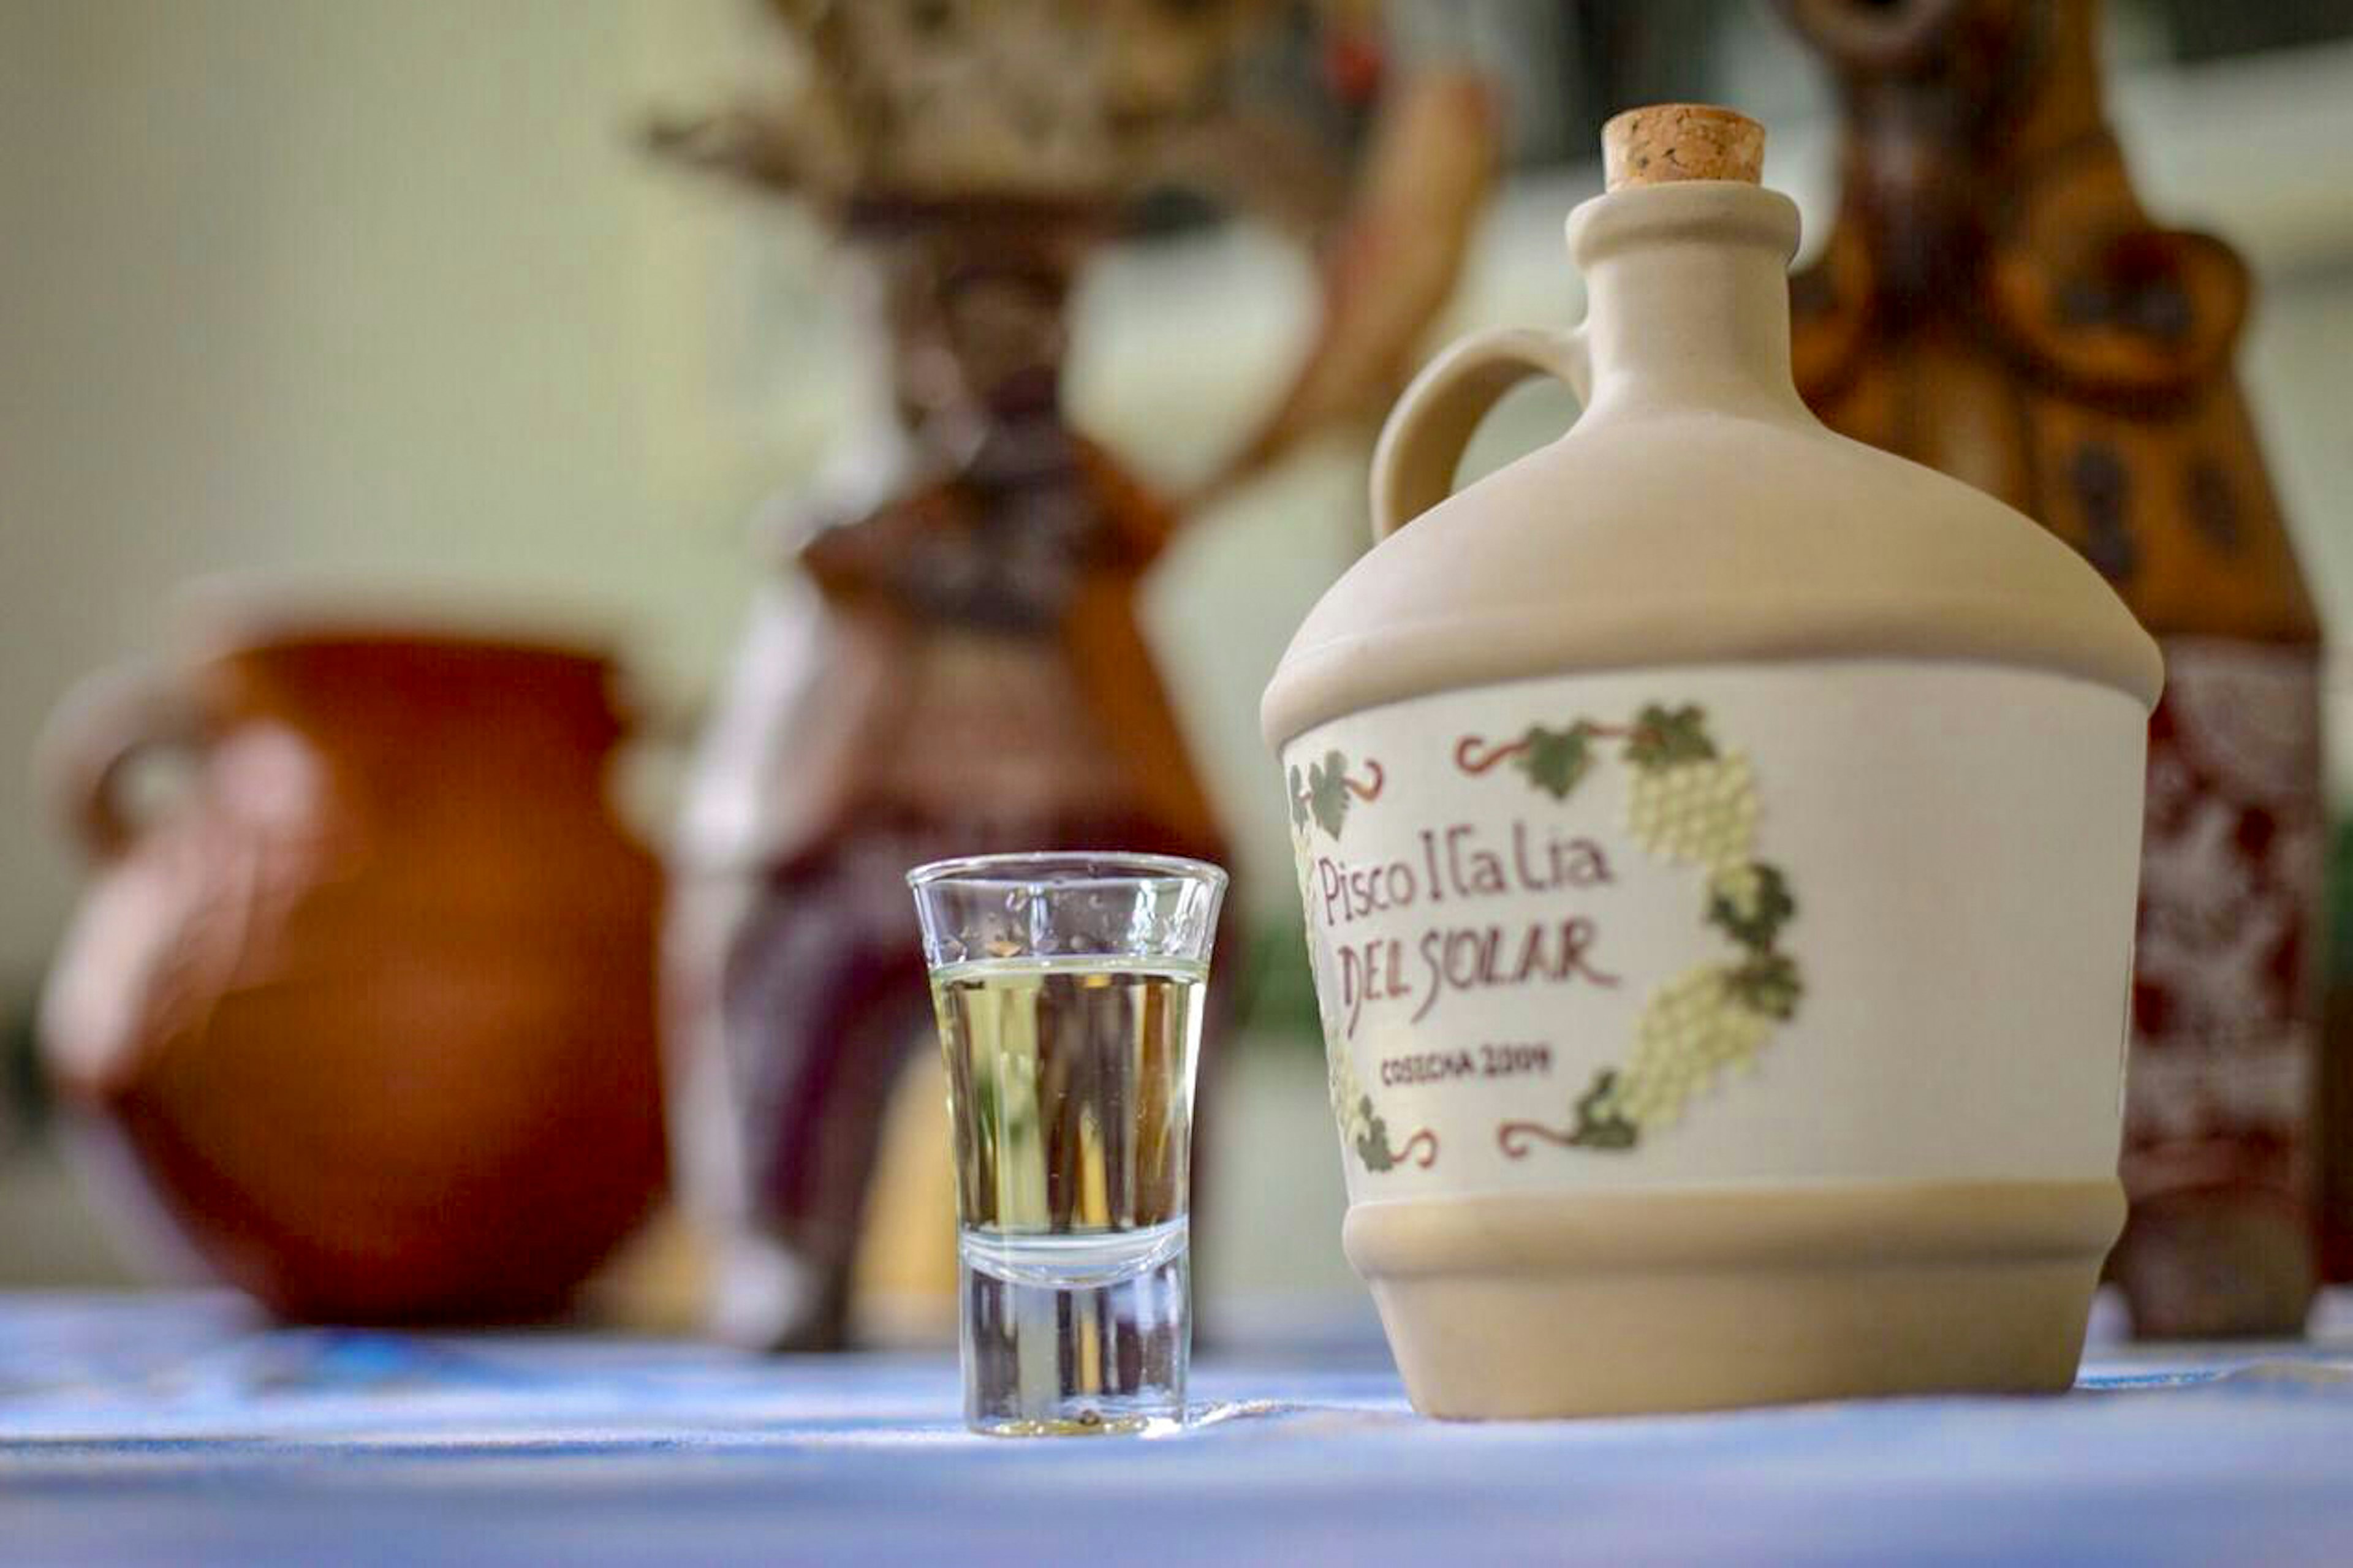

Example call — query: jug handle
[1369,325,1588,542]
[36,665,203,863]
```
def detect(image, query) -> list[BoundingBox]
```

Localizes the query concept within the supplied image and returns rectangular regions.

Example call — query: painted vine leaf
[1706,862,1796,952]
[1626,703,1716,770]
[1514,722,1595,800]
[1355,1095,1403,1172]
[1306,750,1352,839]
[1569,1069,1638,1148]
[1287,764,1310,831]
[1725,952,1803,1020]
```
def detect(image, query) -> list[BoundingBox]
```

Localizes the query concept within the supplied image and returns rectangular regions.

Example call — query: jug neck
[1570,182,1808,422]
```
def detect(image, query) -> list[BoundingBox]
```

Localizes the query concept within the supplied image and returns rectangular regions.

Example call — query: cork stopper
[1601,104,1764,191]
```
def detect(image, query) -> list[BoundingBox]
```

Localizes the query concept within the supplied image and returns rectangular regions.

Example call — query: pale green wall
[6,2,2353,1005]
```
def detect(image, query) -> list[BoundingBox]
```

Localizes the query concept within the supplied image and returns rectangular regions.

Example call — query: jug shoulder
[1263,411,2161,747]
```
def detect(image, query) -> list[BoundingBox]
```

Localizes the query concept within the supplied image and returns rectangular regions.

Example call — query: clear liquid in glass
[930,955,1205,1434]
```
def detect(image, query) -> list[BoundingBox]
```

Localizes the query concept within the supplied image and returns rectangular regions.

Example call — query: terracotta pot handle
[1368,325,1588,542]
[35,664,203,863]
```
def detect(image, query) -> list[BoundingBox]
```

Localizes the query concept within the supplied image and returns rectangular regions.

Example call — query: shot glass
[907,852,1226,1436]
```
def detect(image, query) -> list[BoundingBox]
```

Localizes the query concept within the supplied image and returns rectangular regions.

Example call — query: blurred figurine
[1784,0,2324,1336]
[653,0,1498,1348]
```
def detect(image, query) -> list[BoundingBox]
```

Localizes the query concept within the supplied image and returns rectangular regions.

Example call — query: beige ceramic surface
[1261,118,2155,753]
[1347,1181,2123,1418]
[1260,164,2161,751]
[1264,108,2159,1419]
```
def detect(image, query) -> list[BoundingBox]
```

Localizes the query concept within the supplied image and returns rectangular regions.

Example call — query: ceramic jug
[1263,106,2162,1417]
[38,612,668,1322]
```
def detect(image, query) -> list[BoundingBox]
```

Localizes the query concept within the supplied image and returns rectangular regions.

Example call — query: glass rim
[904,850,1228,892]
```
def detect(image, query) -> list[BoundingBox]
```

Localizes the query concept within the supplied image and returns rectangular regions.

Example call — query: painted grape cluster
[1608,964,1772,1129]
[1625,751,1757,867]
[1465,703,1804,1154]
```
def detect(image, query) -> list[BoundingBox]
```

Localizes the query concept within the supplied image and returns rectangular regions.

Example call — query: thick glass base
[959,1219,1189,1436]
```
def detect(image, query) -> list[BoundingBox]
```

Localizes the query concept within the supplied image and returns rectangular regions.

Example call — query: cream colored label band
[1281,658,2148,1205]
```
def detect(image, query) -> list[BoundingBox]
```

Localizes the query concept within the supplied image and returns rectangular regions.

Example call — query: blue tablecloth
[4,1292,2351,1565]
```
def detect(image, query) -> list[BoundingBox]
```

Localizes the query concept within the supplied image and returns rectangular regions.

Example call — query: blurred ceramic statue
[652,0,1501,1347]
[1783,0,2324,1337]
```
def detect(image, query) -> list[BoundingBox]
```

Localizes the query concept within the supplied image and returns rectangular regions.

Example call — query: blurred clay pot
[37,615,667,1322]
